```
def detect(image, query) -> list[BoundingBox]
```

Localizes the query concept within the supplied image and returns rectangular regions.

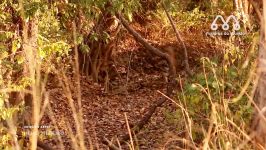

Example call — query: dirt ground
[40,28,220,149]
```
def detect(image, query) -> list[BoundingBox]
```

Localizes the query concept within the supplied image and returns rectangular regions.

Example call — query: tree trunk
[251,1,266,148]
[79,3,119,90]
[22,13,40,150]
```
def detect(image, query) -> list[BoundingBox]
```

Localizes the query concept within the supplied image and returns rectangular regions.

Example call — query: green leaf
[80,44,90,54]
[90,33,98,41]
[126,11,133,22]
[15,55,25,64]
[12,39,21,53]
[211,81,219,90]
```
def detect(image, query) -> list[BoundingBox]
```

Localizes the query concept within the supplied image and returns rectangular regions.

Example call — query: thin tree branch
[116,13,177,79]
[162,2,192,76]
[248,0,262,23]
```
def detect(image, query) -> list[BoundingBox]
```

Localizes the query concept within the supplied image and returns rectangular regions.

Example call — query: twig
[103,137,121,150]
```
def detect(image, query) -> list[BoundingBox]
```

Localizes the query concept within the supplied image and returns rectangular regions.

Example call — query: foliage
[0,0,261,149]
[0,0,142,148]
[165,45,256,148]
[174,7,207,29]
[153,1,208,31]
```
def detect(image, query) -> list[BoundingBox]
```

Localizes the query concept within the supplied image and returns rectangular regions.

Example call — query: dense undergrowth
[0,0,260,149]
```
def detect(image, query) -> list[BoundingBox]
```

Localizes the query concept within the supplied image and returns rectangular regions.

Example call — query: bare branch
[162,2,192,76]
